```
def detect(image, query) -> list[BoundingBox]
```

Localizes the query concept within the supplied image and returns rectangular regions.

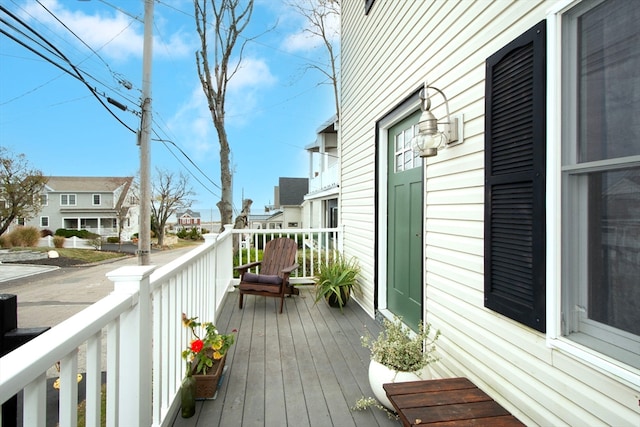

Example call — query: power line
[0,4,137,132]
[153,133,222,201]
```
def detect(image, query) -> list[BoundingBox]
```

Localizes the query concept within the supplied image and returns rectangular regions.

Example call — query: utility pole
[138,0,153,265]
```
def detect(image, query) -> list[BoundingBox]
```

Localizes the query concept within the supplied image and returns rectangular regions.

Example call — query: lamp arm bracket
[424,85,452,124]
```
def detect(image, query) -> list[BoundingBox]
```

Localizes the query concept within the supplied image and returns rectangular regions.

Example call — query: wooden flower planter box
[192,354,226,399]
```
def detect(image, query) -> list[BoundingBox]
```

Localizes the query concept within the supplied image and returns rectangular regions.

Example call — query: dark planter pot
[326,286,351,308]
[192,354,226,399]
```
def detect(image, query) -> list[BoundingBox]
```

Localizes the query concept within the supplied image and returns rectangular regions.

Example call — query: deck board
[172,287,401,427]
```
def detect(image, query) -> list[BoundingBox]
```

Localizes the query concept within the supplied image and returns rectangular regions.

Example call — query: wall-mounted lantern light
[411,82,463,157]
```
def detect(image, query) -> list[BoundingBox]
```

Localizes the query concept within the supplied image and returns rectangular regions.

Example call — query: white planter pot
[368,359,431,410]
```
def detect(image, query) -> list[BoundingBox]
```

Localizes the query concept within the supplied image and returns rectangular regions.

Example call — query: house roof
[305,115,338,150]
[45,176,133,192]
[248,214,273,221]
[278,177,308,206]
[177,209,201,218]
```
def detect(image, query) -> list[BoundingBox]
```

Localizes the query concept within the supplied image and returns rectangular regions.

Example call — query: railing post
[107,265,155,427]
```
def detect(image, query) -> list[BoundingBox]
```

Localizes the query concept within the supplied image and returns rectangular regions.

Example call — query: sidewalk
[0,264,59,283]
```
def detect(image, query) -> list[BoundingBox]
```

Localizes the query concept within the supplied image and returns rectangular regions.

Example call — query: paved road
[0,246,198,329]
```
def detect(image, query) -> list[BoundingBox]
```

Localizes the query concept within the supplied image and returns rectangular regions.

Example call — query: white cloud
[228,57,277,92]
[226,57,277,126]
[279,0,340,54]
[167,84,215,157]
[18,0,193,62]
[166,56,276,153]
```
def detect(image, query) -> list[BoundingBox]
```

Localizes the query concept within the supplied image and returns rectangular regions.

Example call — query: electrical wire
[0,4,137,133]
[152,132,222,201]
[6,0,137,103]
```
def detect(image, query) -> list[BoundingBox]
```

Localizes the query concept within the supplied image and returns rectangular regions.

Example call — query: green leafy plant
[313,253,360,309]
[352,396,398,419]
[361,316,440,372]
[54,228,100,239]
[181,313,236,375]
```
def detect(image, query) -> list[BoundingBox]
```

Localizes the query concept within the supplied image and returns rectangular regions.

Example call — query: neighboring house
[341,1,638,426]
[24,176,138,240]
[302,115,339,229]
[250,177,309,229]
[176,209,201,231]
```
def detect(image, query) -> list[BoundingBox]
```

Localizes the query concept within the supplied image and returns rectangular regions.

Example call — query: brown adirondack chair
[235,237,299,313]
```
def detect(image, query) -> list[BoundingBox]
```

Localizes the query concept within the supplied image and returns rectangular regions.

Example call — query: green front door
[387,112,423,331]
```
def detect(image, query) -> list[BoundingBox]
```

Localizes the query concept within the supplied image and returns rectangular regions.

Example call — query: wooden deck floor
[172,286,400,427]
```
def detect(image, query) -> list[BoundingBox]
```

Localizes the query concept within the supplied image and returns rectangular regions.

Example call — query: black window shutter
[484,20,546,333]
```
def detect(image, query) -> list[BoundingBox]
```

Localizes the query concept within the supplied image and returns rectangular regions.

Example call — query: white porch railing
[0,226,341,427]
[234,227,342,280]
[308,162,339,194]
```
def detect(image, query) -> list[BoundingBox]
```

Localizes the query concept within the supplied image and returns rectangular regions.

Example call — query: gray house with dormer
[24,176,138,239]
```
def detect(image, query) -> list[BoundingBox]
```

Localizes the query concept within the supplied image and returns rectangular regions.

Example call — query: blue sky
[0,0,337,222]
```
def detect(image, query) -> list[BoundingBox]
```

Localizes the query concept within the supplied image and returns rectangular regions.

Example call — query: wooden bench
[383,378,524,426]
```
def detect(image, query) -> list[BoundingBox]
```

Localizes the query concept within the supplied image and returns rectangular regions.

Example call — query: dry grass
[29,247,128,263]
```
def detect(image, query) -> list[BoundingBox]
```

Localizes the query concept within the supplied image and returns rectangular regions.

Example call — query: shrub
[232,248,262,278]
[9,226,40,247]
[106,237,120,243]
[40,229,53,237]
[53,235,66,248]
[0,235,9,248]
[55,228,100,239]
[187,227,202,240]
[88,238,102,250]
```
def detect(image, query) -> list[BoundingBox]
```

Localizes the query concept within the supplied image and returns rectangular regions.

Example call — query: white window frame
[93,194,101,206]
[41,216,49,227]
[60,194,77,206]
[546,0,640,387]
[40,194,48,206]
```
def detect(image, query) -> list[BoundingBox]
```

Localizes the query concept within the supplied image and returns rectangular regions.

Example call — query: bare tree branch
[150,168,194,247]
[287,0,340,119]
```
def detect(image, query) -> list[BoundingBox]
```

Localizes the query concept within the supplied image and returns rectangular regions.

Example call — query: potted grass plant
[313,253,360,310]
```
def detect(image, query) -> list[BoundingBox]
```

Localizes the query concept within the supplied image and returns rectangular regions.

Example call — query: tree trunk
[215,120,233,230]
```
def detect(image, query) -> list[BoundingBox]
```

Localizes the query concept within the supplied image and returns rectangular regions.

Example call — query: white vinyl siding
[341,1,639,425]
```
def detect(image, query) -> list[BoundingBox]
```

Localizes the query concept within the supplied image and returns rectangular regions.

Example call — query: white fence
[0,226,341,426]
[38,236,96,249]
